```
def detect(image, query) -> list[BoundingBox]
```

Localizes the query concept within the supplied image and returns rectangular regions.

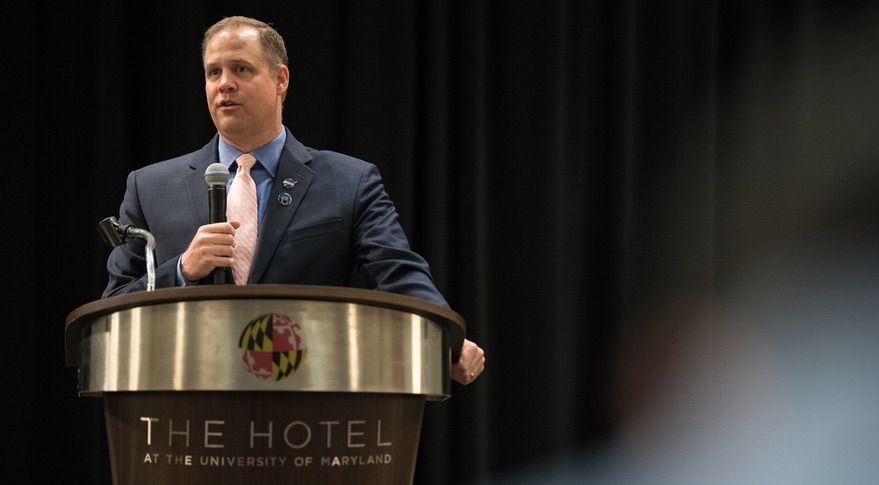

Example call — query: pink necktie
[227,153,258,285]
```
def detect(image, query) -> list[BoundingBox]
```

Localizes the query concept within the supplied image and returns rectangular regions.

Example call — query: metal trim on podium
[65,285,465,485]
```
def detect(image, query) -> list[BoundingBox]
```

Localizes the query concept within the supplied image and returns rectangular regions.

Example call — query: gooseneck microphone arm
[98,216,157,292]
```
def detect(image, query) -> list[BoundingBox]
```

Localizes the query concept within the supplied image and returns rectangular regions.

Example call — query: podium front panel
[104,391,425,485]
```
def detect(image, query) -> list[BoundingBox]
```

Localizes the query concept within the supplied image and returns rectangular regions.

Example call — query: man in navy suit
[103,15,484,384]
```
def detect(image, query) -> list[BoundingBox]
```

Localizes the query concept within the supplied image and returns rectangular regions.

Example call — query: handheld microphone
[205,163,230,284]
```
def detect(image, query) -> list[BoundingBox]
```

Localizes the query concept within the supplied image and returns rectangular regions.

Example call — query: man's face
[203,27,289,149]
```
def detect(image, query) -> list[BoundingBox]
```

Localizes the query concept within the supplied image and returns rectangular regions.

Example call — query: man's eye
[207,69,220,77]
[236,66,248,73]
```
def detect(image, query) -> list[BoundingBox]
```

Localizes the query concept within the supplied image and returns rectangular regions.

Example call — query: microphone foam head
[205,163,230,187]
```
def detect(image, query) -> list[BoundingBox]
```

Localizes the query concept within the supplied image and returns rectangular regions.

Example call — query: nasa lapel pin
[278,193,293,206]
[282,178,298,190]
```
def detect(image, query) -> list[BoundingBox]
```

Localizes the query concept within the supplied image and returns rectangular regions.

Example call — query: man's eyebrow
[205,58,253,66]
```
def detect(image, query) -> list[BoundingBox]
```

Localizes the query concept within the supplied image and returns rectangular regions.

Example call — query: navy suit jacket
[104,127,447,306]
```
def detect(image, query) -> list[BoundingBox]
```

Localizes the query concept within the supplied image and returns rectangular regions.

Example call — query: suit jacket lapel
[184,136,220,229]
[249,129,314,283]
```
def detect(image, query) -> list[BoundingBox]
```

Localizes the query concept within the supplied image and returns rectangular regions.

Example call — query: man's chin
[216,120,247,139]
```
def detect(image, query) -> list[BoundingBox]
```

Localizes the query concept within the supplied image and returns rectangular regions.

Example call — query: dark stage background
[5,1,879,483]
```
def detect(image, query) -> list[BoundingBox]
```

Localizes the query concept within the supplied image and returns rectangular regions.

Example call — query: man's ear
[276,65,290,96]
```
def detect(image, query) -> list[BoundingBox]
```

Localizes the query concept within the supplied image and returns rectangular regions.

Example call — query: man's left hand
[451,339,485,385]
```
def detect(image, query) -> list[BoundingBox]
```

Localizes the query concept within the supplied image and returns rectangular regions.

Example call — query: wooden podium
[65,285,465,485]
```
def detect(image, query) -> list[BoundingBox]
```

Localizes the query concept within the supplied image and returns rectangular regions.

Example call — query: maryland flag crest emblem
[238,313,307,381]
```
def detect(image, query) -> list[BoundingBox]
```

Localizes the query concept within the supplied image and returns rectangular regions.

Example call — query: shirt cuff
[176,257,198,286]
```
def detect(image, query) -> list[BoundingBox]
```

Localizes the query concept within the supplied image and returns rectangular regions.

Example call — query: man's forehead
[205,27,261,54]
[204,28,264,65]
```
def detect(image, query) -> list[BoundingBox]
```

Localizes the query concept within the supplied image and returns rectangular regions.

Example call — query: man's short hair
[202,16,288,74]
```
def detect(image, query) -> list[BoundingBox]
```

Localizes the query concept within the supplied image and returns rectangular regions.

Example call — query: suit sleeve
[351,163,449,307]
[102,170,181,297]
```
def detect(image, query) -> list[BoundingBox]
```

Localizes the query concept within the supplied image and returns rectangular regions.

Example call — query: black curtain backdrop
[6,1,879,483]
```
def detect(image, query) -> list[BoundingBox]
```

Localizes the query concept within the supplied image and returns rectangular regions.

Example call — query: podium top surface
[65,284,466,367]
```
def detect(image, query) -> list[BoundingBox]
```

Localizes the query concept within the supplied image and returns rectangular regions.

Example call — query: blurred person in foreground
[472,161,879,484]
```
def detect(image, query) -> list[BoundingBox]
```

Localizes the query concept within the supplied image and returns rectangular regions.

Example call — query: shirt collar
[217,127,286,178]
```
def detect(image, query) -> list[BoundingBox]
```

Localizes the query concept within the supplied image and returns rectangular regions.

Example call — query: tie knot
[236,153,257,172]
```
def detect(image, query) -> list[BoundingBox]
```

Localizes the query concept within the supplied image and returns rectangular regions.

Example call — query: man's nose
[218,72,236,92]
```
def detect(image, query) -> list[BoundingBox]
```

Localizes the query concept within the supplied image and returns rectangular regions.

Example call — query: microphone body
[205,163,231,284]
[208,184,227,224]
